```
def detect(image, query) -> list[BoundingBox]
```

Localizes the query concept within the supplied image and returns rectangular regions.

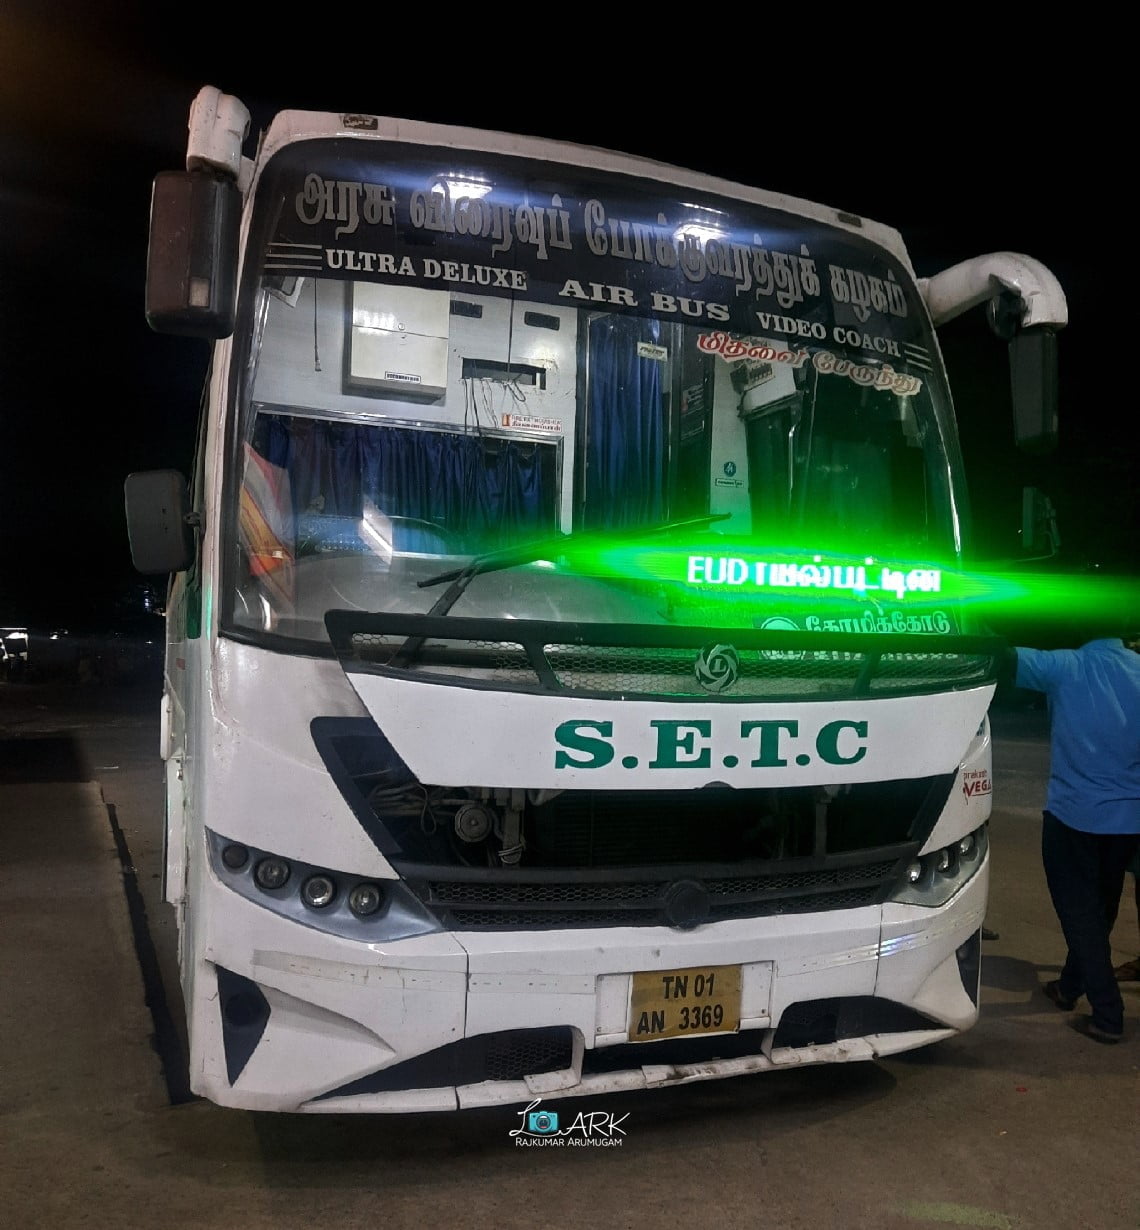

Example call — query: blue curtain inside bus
[254,413,556,551]
[584,315,666,529]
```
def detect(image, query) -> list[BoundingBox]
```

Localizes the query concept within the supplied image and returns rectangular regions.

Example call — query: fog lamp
[221,843,249,870]
[301,874,337,909]
[254,857,291,891]
[348,882,383,917]
[906,860,924,884]
[935,848,953,874]
[958,834,976,857]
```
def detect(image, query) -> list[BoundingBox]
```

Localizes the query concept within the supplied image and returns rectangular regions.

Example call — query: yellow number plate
[628,965,741,1042]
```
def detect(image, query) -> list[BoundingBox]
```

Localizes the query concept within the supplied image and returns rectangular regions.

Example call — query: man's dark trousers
[1042,809,1140,1034]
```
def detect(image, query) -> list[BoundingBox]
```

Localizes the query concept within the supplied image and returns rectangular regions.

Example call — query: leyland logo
[694,642,740,692]
[553,717,869,770]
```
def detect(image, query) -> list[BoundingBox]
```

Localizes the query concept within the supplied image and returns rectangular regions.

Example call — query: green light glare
[540,540,1138,625]
[953,570,1140,624]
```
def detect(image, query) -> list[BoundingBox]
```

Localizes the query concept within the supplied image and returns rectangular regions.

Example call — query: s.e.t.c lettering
[553,718,868,770]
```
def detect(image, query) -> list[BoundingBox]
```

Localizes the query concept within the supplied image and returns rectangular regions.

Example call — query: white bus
[126,87,1066,1112]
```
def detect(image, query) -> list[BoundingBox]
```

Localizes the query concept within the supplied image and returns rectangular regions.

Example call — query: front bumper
[188,854,987,1112]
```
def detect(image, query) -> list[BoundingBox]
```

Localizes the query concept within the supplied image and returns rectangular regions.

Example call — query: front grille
[350,633,992,700]
[772,996,942,1047]
[546,643,989,698]
[314,1027,574,1098]
[328,612,1005,703]
[400,855,902,930]
[485,1028,573,1081]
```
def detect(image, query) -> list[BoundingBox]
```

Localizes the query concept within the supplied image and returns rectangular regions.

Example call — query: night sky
[1,12,1131,630]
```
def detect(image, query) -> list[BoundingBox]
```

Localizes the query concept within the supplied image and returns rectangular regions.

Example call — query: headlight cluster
[206,829,441,941]
[224,844,385,916]
[891,824,988,907]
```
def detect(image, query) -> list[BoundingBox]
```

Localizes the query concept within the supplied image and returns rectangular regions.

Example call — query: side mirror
[987,292,1060,456]
[145,170,240,338]
[124,470,196,574]
[1009,327,1059,455]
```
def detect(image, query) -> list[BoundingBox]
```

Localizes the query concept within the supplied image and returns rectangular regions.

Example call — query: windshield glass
[226,139,967,647]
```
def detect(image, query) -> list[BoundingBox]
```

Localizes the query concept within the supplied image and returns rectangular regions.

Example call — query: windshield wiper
[390,514,730,667]
[416,514,731,617]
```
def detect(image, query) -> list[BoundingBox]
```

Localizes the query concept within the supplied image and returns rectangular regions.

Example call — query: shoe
[1042,980,1077,1011]
[1070,1016,1123,1045]
[1114,958,1140,982]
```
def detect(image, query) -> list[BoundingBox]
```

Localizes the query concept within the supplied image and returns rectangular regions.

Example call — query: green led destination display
[682,554,941,599]
[583,546,966,606]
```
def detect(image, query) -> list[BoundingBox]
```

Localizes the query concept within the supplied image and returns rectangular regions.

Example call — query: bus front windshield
[227,140,965,647]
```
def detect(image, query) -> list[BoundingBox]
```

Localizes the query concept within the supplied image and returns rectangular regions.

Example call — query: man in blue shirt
[1014,633,1140,1043]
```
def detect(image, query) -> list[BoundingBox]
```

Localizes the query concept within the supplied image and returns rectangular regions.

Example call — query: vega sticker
[962,768,991,799]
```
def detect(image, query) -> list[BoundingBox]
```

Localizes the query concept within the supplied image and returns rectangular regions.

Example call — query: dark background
[1,12,1132,635]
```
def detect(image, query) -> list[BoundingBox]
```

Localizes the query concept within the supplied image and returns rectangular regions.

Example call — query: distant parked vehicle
[1,627,29,680]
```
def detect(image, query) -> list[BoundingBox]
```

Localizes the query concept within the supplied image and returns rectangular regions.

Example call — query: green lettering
[554,720,615,769]
[740,719,799,766]
[816,719,868,765]
[649,720,711,768]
